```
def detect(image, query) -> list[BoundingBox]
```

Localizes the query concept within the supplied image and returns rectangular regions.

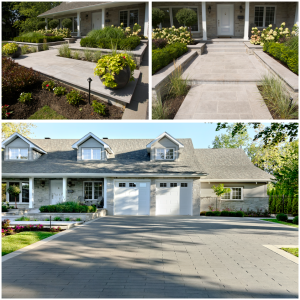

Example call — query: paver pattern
[3,217,298,298]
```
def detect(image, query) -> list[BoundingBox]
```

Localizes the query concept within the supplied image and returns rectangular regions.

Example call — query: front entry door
[217,4,234,36]
[92,12,102,30]
[51,180,63,204]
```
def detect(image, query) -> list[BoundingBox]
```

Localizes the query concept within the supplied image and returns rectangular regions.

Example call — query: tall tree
[2,123,36,140]
[2,2,21,37]
[13,2,61,32]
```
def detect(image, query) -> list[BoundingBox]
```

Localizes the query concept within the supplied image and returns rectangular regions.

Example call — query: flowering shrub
[42,80,55,92]
[66,90,83,105]
[2,219,11,229]
[94,53,136,88]
[92,100,106,116]
[18,92,32,103]
[50,227,62,232]
[34,28,71,38]
[2,105,13,119]
[2,43,18,55]
[53,86,66,96]
[152,26,193,45]
[2,57,40,99]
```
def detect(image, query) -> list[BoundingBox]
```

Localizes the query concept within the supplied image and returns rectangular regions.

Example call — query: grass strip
[281,247,298,257]
[261,219,299,228]
[28,105,67,119]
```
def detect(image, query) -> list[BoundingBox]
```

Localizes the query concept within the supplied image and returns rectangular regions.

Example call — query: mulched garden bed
[5,71,123,120]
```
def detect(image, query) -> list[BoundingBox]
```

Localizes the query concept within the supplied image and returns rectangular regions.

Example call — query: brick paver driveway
[3,217,298,298]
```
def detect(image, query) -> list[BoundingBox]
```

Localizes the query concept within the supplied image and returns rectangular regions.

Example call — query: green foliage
[2,43,18,55]
[87,27,125,40]
[152,38,168,50]
[62,18,72,30]
[21,45,30,54]
[36,28,71,38]
[15,216,30,221]
[18,92,32,103]
[213,211,221,216]
[175,8,197,28]
[72,50,80,60]
[39,202,96,213]
[66,90,83,105]
[236,211,244,217]
[7,185,21,196]
[152,42,188,74]
[53,86,66,96]
[58,44,71,58]
[28,105,67,120]
[14,31,63,43]
[168,64,188,97]
[93,51,102,62]
[65,217,70,221]
[212,184,231,197]
[152,97,170,120]
[53,216,62,221]
[92,101,106,116]
[42,80,55,91]
[76,218,82,221]
[84,49,93,61]
[228,211,237,217]
[276,213,288,221]
[152,8,165,28]
[49,19,59,29]
[153,26,193,45]
[293,216,298,224]
[220,211,229,216]
[200,211,207,216]
[287,54,298,74]
[94,53,136,88]
[205,211,214,216]
[37,21,46,30]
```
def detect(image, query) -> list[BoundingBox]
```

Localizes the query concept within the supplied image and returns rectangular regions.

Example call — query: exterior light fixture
[40,180,45,187]
[240,5,243,13]
[87,77,92,104]
[68,181,73,187]
[208,6,211,14]
[106,11,109,17]
[86,14,88,20]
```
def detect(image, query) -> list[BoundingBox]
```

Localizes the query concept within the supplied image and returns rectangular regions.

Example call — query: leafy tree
[13,2,61,33]
[175,8,197,36]
[212,184,231,197]
[7,185,21,209]
[152,8,165,28]
[2,123,36,140]
[62,18,72,30]
[37,21,46,30]
[2,2,22,38]
[49,19,59,29]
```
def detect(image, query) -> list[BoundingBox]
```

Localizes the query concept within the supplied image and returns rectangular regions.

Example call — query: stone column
[104,178,107,208]
[243,2,250,40]
[77,11,81,37]
[29,178,34,208]
[295,2,299,26]
[144,2,149,37]
[45,18,48,30]
[63,177,67,202]
[202,2,207,40]
[102,8,105,29]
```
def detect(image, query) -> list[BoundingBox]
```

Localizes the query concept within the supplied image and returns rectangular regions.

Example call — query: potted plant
[2,42,22,58]
[7,185,21,209]
[94,53,136,89]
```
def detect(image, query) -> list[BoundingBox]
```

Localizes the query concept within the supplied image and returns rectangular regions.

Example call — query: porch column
[243,1,250,40]
[29,178,34,208]
[202,2,207,41]
[295,2,299,26]
[102,8,105,29]
[77,11,81,37]
[62,177,67,202]
[104,178,107,209]
[45,18,48,30]
[144,2,149,37]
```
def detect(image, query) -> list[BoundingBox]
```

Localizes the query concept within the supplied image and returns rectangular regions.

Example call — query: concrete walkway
[3,217,298,298]
[176,51,273,119]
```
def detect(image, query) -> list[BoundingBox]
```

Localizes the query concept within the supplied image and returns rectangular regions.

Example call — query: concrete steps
[205,41,246,55]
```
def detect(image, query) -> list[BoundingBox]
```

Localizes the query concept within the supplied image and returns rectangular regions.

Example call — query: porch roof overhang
[38,1,145,18]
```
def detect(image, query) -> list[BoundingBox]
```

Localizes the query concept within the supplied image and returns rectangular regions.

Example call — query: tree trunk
[15,195,17,209]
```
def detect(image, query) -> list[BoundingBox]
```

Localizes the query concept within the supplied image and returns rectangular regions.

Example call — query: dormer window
[82,148,101,160]
[9,148,28,160]
[155,148,174,160]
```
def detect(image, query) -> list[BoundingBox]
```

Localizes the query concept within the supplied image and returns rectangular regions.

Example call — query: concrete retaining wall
[11,41,68,52]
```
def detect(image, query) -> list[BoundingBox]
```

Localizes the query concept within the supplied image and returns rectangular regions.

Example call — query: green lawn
[2,231,57,256]
[28,105,67,119]
[281,248,299,257]
[261,219,299,228]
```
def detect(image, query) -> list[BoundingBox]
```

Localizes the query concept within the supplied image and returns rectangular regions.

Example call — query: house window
[9,148,28,160]
[221,187,243,200]
[22,183,29,202]
[119,9,138,27]
[170,183,177,187]
[7,182,29,203]
[155,148,174,160]
[157,6,199,32]
[129,183,137,187]
[254,6,276,27]
[160,183,167,187]
[119,183,126,187]
[82,148,101,160]
[181,183,188,187]
[84,182,103,200]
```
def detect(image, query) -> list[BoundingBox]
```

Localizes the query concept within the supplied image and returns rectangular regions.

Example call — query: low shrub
[228,211,237,217]
[2,219,10,229]
[200,211,206,216]
[15,216,30,221]
[62,18,72,30]
[72,50,80,60]
[37,21,47,30]
[292,216,298,224]
[2,42,18,55]
[2,105,13,119]
[205,211,214,216]
[66,90,83,105]
[152,26,193,45]
[93,51,102,62]
[21,45,30,54]
[65,217,70,221]
[2,57,40,99]
[2,206,8,212]
[35,28,71,38]
[213,211,221,216]
[53,86,66,96]
[76,218,81,221]
[18,92,32,103]
[14,34,63,43]
[87,26,125,40]
[152,38,168,50]
[152,42,188,74]
[53,216,62,221]
[39,202,95,213]
[92,100,106,116]
[276,213,288,222]
[84,49,93,61]
[42,80,55,92]
[236,211,244,217]
[220,211,229,216]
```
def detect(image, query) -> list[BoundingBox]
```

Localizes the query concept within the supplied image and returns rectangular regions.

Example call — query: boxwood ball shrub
[37,21,46,30]
[152,8,165,28]
[49,19,59,29]
[220,210,229,216]
[62,18,72,30]
[276,213,288,222]
[205,211,214,216]
[292,216,298,224]
[235,211,244,217]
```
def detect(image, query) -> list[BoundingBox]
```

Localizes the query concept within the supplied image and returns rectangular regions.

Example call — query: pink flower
[123,56,126,59]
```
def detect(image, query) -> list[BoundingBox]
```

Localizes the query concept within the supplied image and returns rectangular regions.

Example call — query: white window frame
[157,6,200,33]
[4,181,30,203]
[119,8,139,27]
[8,148,29,160]
[82,148,101,160]
[83,181,103,200]
[155,148,175,160]
[254,5,277,28]
[221,187,244,200]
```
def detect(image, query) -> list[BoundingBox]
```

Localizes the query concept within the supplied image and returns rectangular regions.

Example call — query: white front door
[92,12,102,30]
[217,4,234,36]
[51,180,63,205]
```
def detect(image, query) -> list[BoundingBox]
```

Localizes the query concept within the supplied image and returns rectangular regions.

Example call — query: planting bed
[5,72,123,120]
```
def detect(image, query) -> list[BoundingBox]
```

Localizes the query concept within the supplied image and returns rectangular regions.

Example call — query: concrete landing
[175,84,273,120]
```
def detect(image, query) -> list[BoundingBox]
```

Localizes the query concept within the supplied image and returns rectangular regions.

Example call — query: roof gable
[146,132,184,152]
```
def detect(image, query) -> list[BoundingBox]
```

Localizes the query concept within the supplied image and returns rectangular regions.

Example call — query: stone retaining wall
[10,41,68,52]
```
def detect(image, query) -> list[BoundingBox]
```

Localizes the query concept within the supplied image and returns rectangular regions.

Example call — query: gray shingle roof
[194,149,272,180]
[2,138,205,175]
[38,2,109,17]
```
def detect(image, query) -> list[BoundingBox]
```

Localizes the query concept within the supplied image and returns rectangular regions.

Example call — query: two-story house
[2,132,272,215]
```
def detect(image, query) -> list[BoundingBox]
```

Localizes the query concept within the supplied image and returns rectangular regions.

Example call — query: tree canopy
[152,8,165,28]
[2,123,36,140]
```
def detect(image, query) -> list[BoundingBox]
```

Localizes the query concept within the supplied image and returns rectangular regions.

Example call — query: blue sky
[28,122,271,148]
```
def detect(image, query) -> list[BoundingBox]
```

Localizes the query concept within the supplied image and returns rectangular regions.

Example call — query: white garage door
[156,181,192,215]
[114,180,150,215]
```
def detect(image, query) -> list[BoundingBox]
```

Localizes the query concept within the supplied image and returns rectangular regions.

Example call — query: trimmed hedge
[276,213,288,222]
[152,42,188,74]
[205,211,214,216]
[14,35,64,43]
[80,36,140,50]
[263,42,298,74]
[213,211,221,216]
[293,216,298,224]
[220,211,229,216]
[228,211,237,217]
[236,211,244,217]
[39,203,97,213]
